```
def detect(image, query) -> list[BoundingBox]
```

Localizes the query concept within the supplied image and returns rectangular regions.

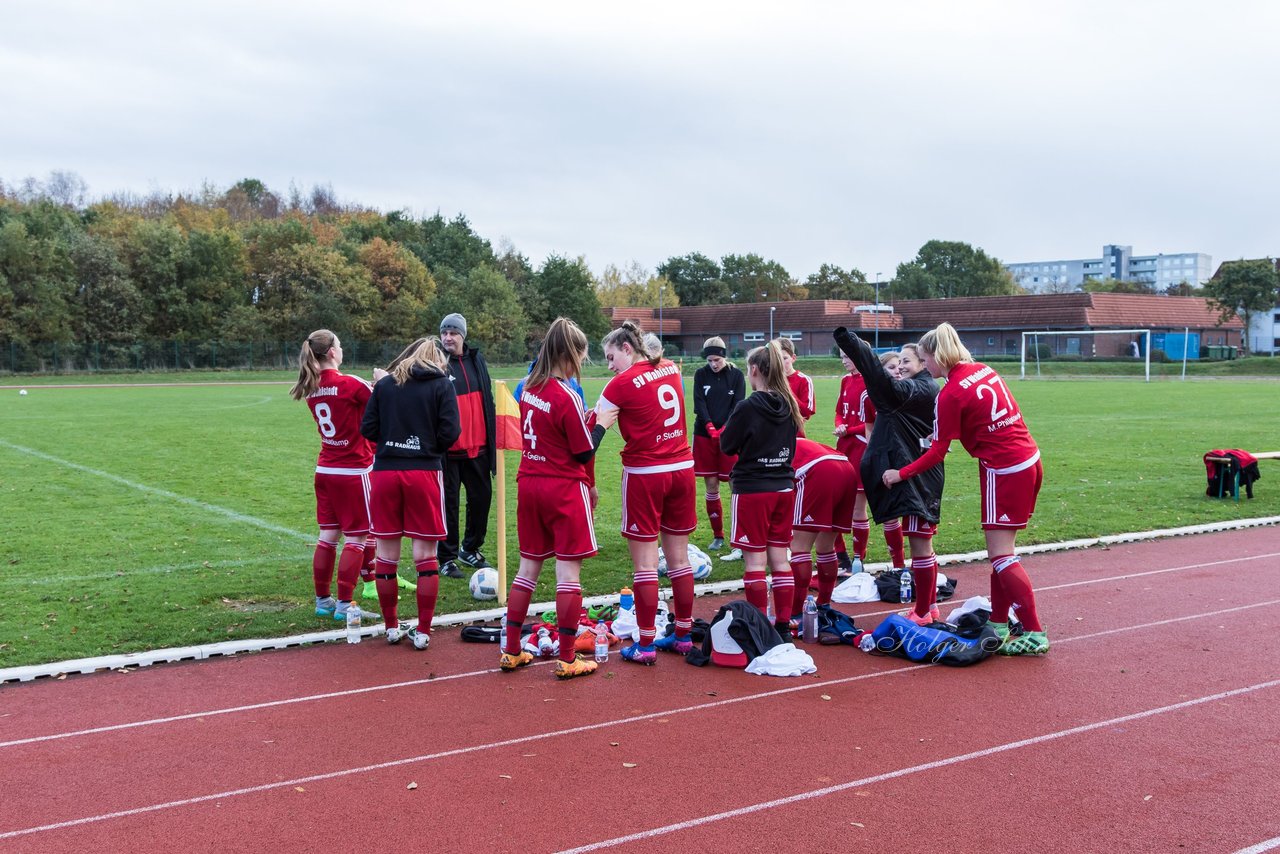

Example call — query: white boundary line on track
[6,549,1279,747]
[5,530,1279,687]
[1,597,1278,842]
[1237,837,1280,854]
[0,439,313,544]
[5,601,1274,850]
[554,675,1280,854]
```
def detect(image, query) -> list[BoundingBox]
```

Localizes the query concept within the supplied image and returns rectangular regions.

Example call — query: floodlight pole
[770,306,776,341]
[659,283,664,342]
[874,273,882,349]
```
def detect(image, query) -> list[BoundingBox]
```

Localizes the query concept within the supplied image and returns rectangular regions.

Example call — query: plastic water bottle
[765,576,776,623]
[537,627,555,657]
[593,623,609,663]
[858,633,877,652]
[619,587,633,611]
[899,568,913,603]
[345,603,362,644]
[802,596,819,643]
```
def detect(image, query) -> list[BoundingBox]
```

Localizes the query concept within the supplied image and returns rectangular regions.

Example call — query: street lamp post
[659,283,664,344]
[769,305,776,341]
[874,272,882,349]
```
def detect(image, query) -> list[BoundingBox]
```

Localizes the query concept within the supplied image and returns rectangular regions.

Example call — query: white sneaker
[408,627,430,650]
[386,622,408,644]
[720,548,743,562]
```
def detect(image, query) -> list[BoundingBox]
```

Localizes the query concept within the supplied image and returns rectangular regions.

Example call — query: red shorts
[730,490,796,551]
[903,515,937,538]
[980,454,1043,529]
[693,434,737,480]
[620,466,698,541]
[840,438,868,494]
[314,469,371,536]
[793,459,856,532]
[369,469,446,540]
[518,476,597,560]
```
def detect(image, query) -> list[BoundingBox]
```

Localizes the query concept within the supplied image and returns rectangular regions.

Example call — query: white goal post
[1020,329,1152,382]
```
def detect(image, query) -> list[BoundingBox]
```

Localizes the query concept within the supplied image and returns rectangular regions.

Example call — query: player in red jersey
[787,437,856,623]
[885,322,1048,655]
[499,318,601,679]
[595,320,698,663]
[360,337,461,651]
[289,330,379,623]
[776,337,815,435]
[719,342,803,635]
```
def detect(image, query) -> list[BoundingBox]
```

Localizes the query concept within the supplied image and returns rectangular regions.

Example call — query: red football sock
[313,539,337,598]
[771,567,795,626]
[505,575,537,655]
[374,558,399,626]
[883,520,905,568]
[414,557,439,633]
[633,569,659,647]
[993,555,1041,631]
[852,520,870,561]
[743,568,768,613]
[789,553,814,618]
[989,568,1011,624]
[910,551,938,618]
[556,581,583,664]
[666,564,695,637]
[815,551,839,605]
[705,493,725,539]
[336,542,364,602]
[361,538,377,582]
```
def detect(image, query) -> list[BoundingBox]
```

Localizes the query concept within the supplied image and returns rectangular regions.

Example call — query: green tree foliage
[594,261,678,309]
[411,213,496,282]
[721,253,799,302]
[431,265,528,362]
[657,252,729,306]
[889,240,1020,300]
[805,263,872,301]
[1082,277,1158,295]
[535,254,607,342]
[1205,259,1280,351]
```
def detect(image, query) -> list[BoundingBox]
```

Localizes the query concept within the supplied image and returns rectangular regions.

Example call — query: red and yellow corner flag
[494,380,522,451]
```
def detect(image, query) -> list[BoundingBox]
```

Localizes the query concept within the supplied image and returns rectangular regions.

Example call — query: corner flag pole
[493,380,522,606]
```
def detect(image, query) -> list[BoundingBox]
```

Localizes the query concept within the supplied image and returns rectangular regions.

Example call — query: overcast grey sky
[3,0,1277,280]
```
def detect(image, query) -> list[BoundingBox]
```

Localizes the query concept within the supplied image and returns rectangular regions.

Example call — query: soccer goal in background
[1021,329,1152,381]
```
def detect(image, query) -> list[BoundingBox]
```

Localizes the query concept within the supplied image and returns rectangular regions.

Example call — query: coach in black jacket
[833,327,943,526]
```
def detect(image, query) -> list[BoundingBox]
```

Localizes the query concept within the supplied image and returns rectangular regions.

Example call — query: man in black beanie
[438,312,497,578]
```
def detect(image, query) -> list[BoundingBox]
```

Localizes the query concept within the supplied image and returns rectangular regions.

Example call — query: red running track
[2,526,1279,853]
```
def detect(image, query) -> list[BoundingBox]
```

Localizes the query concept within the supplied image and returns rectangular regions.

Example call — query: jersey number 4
[523,410,538,449]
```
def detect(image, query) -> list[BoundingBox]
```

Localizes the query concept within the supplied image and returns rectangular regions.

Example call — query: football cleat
[499,650,534,671]
[619,643,657,665]
[554,655,599,679]
[998,631,1049,656]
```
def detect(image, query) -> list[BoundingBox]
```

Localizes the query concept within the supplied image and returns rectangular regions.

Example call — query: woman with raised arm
[594,320,698,662]
[833,329,944,625]
[883,323,1048,655]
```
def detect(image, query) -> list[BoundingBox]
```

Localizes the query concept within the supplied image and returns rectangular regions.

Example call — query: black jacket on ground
[446,345,497,475]
[361,365,461,471]
[719,390,798,494]
[692,363,746,438]
[833,327,943,524]
[686,600,787,667]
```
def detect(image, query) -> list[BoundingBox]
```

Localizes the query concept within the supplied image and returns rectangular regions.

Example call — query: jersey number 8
[314,402,336,437]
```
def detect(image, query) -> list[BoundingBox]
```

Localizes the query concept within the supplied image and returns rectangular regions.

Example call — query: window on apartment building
[743,332,765,343]
[987,337,996,346]
[779,331,802,341]
[1273,313,1280,324]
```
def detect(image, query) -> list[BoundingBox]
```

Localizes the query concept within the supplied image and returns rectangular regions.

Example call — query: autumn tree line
[2,172,1273,369]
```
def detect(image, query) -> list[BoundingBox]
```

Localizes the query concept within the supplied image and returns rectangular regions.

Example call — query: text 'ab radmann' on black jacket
[360,364,462,471]
[833,327,943,525]
[718,389,799,493]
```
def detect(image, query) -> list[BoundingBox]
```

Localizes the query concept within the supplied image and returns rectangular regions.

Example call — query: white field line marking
[15,556,304,586]
[1,599,1277,841]
[1236,837,1280,854]
[0,439,312,543]
[7,550,1280,744]
[555,676,1280,854]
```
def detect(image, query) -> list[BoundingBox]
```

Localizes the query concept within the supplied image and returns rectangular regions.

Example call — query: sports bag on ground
[868,613,1000,666]
[875,569,958,603]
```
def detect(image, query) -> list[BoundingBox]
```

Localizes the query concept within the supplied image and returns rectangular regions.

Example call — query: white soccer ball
[19,389,27,396]
[469,567,498,601]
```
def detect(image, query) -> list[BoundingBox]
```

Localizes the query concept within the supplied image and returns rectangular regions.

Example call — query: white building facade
[1007,245,1212,293]
[1246,306,1280,355]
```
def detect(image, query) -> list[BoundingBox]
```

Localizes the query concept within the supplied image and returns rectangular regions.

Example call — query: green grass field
[2,371,1277,668]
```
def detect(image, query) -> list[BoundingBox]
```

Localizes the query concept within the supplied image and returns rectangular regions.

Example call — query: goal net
[1020,329,1152,381]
